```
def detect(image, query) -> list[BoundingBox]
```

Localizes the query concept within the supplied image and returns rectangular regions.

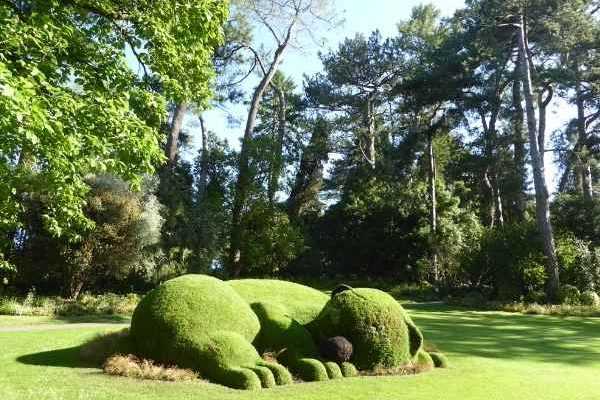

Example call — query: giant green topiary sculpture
[130,274,445,390]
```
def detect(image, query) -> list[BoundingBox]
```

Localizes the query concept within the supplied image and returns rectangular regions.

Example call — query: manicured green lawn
[1,304,599,400]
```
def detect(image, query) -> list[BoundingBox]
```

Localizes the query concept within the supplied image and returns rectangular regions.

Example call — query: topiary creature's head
[314,287,423,370]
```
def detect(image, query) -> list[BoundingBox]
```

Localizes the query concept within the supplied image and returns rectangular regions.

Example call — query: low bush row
[0,291,140,316]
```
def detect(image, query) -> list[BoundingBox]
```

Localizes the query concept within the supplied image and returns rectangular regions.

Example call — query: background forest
[2,0,600,307]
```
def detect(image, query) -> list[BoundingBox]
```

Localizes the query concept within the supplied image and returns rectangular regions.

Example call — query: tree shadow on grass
[405,303,600,366]
[17,345,96,368]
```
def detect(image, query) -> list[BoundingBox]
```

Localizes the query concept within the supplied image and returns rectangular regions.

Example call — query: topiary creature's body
[130,275,445,390]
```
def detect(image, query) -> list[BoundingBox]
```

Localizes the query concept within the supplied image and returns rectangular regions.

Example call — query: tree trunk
[287,118,329,219]
[575,59,593,200]
[268,86,286,204]
[515,16,560,302]
[166,102,188,166]
[428,130,438,283]
[362,97,376,169]
[483,169,496,228]
[480,107,503,228]
[229,31,295,277]
[512,71,528,220]
[494,176,505,227]
[197,115,209,199]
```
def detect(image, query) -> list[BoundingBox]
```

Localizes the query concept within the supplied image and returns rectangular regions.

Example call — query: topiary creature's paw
[292,358,329,381]
[339,361,359,377]
[257,360,294,385]
[214,361,293,389]
[183,331,293,390]
[291,358,358,381]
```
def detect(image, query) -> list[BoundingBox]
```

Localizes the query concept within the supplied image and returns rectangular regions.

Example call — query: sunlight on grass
[1,304,600,400]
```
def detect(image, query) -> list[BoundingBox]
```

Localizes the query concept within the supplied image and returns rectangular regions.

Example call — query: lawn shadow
[17,345,96,368]
[406,303,600,366]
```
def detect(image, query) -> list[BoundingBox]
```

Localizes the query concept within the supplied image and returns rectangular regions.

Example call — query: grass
[2,303,600,400]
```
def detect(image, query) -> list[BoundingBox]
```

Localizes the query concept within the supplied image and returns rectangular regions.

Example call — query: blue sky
[187,0,568,191]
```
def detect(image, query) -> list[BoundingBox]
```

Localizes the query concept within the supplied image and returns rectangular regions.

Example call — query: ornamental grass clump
[103,355,199,381]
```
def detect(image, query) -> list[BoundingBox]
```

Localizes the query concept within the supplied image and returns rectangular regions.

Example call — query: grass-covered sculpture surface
[130,274,445,390]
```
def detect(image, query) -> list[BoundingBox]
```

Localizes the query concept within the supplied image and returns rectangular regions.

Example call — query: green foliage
[0,292,140,316]
[12,175,164,297]
[462,223,546,300]
[558,284,581,305]
[314,288,423,370]
[0,0,227,269]
[129,275,438,389]
[579,290,600,306]
[238,202,304,276]
[130,275,295,389]
[310,174,481,283]
[130,275,260,362]
[553,189,600,247]
[230,279,329,325]
[555,234,600,292]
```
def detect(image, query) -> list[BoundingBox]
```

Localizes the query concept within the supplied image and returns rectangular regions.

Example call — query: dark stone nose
[320,336,353,362]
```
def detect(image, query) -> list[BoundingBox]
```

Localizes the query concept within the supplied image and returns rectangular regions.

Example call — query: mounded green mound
[131,275,260,363]
[313,288,423,370]
[229,279,329,325]
[129,274,443,389]
[130,275,290,389]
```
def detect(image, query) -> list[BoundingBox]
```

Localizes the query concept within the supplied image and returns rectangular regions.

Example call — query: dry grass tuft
[501,302,600,317]
[103,354,199,382]
[361,364,423,377]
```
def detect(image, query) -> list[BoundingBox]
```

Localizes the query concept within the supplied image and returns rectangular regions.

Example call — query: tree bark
[575,59,593,200]
[287,118,329,219]
[363,97,376,169]
[229,22,297,277]
[166,102,188,166]
[515,16,560,302]
[268,86,286,204]
[512,71,528,220]
[197,115,209,199]
[428,130,438,283]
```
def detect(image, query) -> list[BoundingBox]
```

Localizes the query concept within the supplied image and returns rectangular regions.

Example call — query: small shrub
[580,290,600,307]
[559,284,581,305]
[0,293,141,317]
[103,354,199,381]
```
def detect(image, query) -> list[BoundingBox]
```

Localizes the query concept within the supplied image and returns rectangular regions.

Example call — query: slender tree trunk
[229,30,295,277]
[512,72,528,220]
[428,130,438,283]
[364,98,376,169]
[197,115,209,199]
[166,102,188,166]
[480,107,503,227]
[268,86,286,204]
[494,177,505,227]
[483,169,496,228]
[575,59,593,200]
[515,16,560,302]
[287,118,328,219]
